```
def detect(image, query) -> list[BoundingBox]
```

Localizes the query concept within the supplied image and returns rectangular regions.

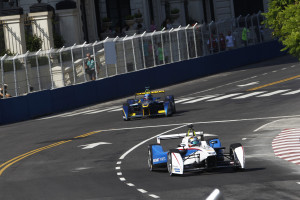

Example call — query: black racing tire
[167,152,173,176]
[173,103,176,114]
[148,145,156,171]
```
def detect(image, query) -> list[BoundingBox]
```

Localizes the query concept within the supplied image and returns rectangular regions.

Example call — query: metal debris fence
[0,12,274,99]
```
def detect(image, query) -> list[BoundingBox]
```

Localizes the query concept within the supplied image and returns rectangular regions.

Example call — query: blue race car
[122,88,176,121]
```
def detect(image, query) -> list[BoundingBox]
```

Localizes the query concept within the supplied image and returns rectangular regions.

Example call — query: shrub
[102,17,111,22]
[171,8,180,14]
[26,34,42,52]
[125,15,134,20]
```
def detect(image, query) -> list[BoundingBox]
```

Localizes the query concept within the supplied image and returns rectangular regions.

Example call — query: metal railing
[0,12,273,99]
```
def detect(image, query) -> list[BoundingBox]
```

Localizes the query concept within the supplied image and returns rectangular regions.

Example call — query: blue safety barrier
[0,40,285,125]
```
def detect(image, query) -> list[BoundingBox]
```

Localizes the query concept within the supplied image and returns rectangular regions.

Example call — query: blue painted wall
[0,40,285,125]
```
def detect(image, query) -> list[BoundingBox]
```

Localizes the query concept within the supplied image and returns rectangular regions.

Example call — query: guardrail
[0,12,273,98]
[0,40,285,125]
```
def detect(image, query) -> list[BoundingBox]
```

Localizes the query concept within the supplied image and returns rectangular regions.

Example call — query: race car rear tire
[167,149,180,176]
[148,145,156,171]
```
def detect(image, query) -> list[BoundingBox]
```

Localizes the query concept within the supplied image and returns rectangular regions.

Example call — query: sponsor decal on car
[153,157,166,163]
[174,168,180,172]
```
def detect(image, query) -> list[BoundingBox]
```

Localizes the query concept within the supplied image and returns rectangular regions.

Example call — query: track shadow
[150,167,265,177]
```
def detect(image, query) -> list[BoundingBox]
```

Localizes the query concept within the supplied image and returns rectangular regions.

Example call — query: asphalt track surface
[0,55,299,200]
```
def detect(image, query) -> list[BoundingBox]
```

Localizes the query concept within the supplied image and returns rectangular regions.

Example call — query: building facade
[0,0,269,52]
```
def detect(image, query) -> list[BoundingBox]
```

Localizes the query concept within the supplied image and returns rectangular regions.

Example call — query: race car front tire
[148,145,156,171]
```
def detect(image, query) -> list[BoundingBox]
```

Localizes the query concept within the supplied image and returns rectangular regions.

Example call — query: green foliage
[3,59,22,72]
[102,17,111,22]
[0,49,14,57]
[28,56,49,67]
[53,32,65,49]
[171,8,180,14]
[26,34,42,52]
[263,0,300,59]
[125,15,134,20]
[134,12,142,18]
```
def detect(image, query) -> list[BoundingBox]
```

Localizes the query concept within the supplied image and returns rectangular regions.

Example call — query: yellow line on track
[247,74,300,91]
[0,131,101,176]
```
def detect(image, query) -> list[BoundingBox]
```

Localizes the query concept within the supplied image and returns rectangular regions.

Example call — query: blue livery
[122,88,176,121]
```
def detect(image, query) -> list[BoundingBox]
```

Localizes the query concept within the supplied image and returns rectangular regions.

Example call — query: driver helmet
[143,93,153,101]
[188,136,200,147]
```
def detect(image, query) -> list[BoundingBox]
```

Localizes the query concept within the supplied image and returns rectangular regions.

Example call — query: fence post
[208,21,214,54]
[251,14,255,44]
[201,24,205,56]
[81,41,87,82]
[70,43,77,84]
[245,14,250,46]
[1,54,7,99]
[92,41,99,79]
[47,48,54,89]
[122,35,128,73]
[256,11,262,43]
[151,30,156,66]
[112,37,118,75]
[237,15,241,29]
[176,25,181,61]
[24,51,31,92]
[35,49,42,91]
[131,33,137,71]
[103,37,109,77]
[12,54,19,96]
[193,23,198,58]
[160,27,165,64]
[59,46,65,87]
[141,31,146,68]
[169,28,174,63]
[216,21,220,53]
[185,24,190,60]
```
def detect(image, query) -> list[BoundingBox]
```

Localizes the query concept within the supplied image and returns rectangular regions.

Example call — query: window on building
[106,0,131,29]
[233,0,264,17]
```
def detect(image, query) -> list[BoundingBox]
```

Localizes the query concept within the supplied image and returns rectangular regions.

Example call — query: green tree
[263,0,300,59]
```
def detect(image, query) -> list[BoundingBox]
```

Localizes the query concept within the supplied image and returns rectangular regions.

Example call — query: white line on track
[207,93,243,101]
[232,91,266,99]
[119,125,186,160]
[253,119,282,132]
[282,89,300,95]
[95,114,300,133]
[115,166,120,170]
[149,194,160,199]
[182,95,217,104]
[127,183,135,187]
[117,172,122,176]
[179,75,260,98]
[175,97,195,103]
[137,189,147,194]
[119,177,126,181]
[257,90,290,97]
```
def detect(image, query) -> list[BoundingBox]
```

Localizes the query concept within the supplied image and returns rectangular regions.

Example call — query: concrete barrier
[0,40,285,125]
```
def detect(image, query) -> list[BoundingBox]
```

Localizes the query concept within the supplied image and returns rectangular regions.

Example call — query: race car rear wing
[135,90,165,96]
[157,132,205,144]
